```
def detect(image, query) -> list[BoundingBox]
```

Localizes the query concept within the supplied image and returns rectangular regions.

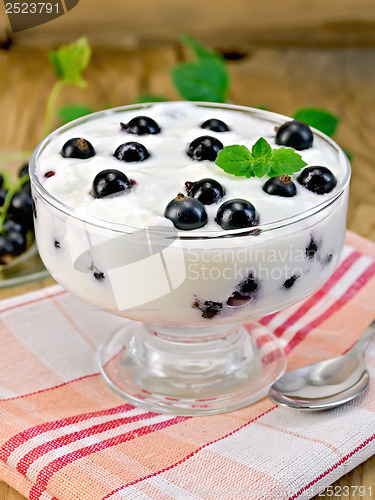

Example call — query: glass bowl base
[99,321,286,416]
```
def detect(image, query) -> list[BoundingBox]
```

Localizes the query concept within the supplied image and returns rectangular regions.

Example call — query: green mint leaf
[252,158,271,178]
[269,147,307,177]
[58,104,94,124]
[250,138,272,177]
[48,37,92,88]
[216,145,254,177]
[132,94,169,104]
[180,34,219,60]
[293,107,339,137]
[251,137,272,160]
[171,58,229,102]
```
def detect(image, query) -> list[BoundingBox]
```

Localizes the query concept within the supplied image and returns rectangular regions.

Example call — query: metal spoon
[268,321,375,410]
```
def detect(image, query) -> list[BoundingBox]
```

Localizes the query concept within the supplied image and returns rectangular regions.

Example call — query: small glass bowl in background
[0,153,50,288]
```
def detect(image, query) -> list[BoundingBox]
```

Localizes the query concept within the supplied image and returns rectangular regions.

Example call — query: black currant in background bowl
[0,153,50,288]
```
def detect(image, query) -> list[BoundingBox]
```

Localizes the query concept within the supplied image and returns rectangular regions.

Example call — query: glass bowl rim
[29,101,351,240]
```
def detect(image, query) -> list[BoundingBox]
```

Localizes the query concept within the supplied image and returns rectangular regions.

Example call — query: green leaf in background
[215,145,254,177]
[58,104,94,124]
[293,107,339,137]
[180,34,219,60]
[48,37,92,88]
[132,94,169,104]
[171,58,229,103]
[269,147,307,177]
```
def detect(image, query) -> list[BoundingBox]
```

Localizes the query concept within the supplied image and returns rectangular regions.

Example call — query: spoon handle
[352,320,375,354]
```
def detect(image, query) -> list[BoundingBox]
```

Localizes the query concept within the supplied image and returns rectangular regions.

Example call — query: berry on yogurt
[61,138,96,159]
[121,116,161,135]
[216,199,259,230]
[164,193,208,230]
[114,142,150,162]
[275,120,313,150]
[200,118,230,132]
[185,178,225,205]
[297,166,337,194]
[186,136,223,161]
[91,169,133,198]
[263,175,297,197]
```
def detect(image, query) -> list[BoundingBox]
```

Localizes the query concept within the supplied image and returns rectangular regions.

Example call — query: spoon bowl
[269,321,375,410]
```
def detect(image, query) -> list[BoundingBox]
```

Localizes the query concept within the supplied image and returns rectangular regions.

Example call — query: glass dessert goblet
[29,103,350,416]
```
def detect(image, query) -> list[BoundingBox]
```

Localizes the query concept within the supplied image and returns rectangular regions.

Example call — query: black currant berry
[92,169,132,198]
[9,190,33,229]
[185,178,225,205]
[216,199,259,230]
[61,138,96,159]
[3,218,27,235]
[227,273,259,306]
[275,120,313,150]
[164,193,208,230]
[282,274,299,289]
[263,175,297,197]
[6,230,26,255]
[186,136,223,161]
[121,116,161,135]
[114,142,150,162]
[305,237,319,260]
[297,166,337,194]
[200,118,230,132]
[194,299,223,319]
[90,265,105,281]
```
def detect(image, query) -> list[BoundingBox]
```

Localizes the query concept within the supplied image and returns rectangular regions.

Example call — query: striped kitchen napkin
[0,230,374,500]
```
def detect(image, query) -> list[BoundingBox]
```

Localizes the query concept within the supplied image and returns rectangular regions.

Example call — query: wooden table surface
[0,37,374,500]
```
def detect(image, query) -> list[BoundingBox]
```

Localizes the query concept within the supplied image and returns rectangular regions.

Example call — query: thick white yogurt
[31,102,350,326]
[36,102,343,230]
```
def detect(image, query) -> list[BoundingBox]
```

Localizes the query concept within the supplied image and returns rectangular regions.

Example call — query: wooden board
[1,0,375,48]
[0,40,374,499]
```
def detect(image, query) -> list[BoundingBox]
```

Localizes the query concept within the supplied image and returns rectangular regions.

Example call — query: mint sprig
[216,138,307,178]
